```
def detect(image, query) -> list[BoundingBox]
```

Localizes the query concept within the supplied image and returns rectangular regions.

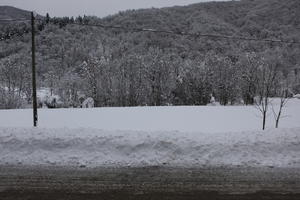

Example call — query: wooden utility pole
[31,12,38,127]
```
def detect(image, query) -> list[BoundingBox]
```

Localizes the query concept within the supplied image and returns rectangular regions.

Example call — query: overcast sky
[0,0,228,18]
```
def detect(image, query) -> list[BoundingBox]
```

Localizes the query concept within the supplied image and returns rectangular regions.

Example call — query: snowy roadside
[0,127,299,168]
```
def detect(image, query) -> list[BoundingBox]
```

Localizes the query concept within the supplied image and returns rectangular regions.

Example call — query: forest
[0,0,300,109]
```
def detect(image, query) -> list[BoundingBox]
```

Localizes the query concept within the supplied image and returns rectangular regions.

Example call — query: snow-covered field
[1,99,300,132]
[0,98,299,168]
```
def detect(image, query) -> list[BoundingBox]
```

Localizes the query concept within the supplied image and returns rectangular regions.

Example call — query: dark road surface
[0,165,300,200]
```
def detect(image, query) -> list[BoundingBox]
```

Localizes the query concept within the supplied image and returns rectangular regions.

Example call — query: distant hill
[1,0,299,65]
[1,0,299,40]
[103,0,300,42]
[0,6,31,21]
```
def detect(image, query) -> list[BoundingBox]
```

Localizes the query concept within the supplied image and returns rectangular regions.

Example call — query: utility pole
[31,12,38,127]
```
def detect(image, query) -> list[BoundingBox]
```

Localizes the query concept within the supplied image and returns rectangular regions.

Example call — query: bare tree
[271,76,290,128]
[80,57,105,107]
[0,52,30,109]
[271,92,289,128]
[239,53,260,105]
[255,55,279,130]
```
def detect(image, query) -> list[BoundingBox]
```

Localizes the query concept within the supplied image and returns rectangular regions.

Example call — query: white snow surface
[0,127,299,167]
[1,98,300,133]
[0,98,299,168]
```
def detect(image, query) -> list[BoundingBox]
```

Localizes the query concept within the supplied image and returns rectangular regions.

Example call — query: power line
[0,18,299,45]
[0,18,31,22]
[70,22,300,45]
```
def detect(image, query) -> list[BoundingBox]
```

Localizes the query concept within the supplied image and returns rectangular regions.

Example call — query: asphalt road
[0,165,300,200]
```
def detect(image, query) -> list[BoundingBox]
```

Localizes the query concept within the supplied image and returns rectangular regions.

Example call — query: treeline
[0,0,300,108]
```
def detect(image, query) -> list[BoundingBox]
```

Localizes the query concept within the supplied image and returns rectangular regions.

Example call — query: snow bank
[0,127,299,168]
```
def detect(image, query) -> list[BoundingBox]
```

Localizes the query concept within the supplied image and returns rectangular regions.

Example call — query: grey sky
[0,0,228,18]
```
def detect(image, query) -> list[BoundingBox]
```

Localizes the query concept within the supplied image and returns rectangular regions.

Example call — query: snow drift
[0,127,299,168]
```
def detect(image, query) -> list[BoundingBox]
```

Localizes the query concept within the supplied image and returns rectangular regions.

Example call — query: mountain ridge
[0,6,31,20]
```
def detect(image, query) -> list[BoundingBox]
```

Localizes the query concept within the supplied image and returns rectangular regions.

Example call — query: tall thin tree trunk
[276,103,283,128]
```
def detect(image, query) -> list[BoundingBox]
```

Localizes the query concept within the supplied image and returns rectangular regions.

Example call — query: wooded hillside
[0,0,299,108]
